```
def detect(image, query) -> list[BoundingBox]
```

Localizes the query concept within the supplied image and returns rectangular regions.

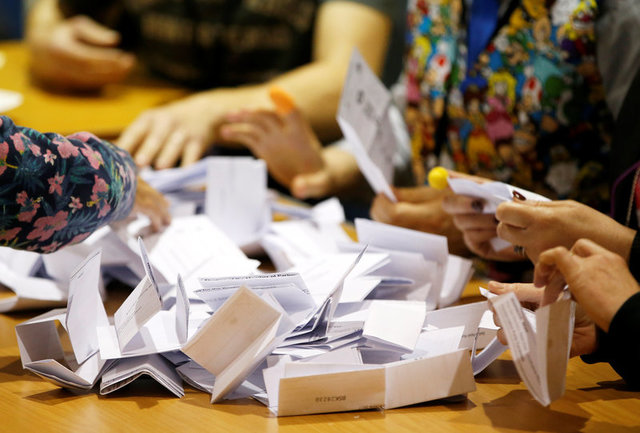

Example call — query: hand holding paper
[337,49,397,202]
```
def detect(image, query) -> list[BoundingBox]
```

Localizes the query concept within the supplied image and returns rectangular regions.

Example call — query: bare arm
[118,1,393,168]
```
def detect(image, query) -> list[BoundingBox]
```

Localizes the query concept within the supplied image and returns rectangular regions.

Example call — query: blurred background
[0,0,34,40]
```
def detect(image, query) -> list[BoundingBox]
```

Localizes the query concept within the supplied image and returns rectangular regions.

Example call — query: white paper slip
[337,49,397,202]
[65,250,109,364]
[0,247,41,276]
[446,178,551,252]
[424,301,497,350]
[490,292,574,406]
[195,272,315,325]
[205,157,270,247]
[16,309,109,390]
[139,215,256,293]
[0,257,67,312]
[176,360,216,394]
[355,218,448,308]
[0,88,23,113]
[440,255,474,307]
[447,178,550,214]
[97,310,186,360]
[182,287,284,403]
[175,274,189,345]
[362,301,426,352]
[471,336,508,376]
[100,354,184,397]
[113,275,162,351]
[405,326,465,360]
[273,349,475,416]
[141,157,209,193]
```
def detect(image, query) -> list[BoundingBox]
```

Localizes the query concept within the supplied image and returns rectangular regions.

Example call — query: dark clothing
[59,0,404,89]
[582,292,640,389]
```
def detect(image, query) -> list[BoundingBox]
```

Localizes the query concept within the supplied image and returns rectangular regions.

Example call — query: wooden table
[1,283,639,433]
[0,41,187,138]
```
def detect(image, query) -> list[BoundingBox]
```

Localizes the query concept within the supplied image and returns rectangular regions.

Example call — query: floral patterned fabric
[0,116,136,253]
[406,0,613,211]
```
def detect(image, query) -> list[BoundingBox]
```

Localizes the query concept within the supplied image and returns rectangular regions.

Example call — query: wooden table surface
[0,41,187,139]
[1,283,639,433]
[0,40,639,433]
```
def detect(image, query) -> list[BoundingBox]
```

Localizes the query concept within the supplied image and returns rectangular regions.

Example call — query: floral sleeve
[0,115,137,253]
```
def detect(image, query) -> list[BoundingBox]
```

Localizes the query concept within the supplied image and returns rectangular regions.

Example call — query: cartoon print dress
[406,0,612,211]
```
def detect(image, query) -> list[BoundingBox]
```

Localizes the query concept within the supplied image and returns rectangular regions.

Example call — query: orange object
[269,86,296,115]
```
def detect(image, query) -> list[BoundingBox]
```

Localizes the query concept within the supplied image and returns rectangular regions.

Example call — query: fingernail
[471,199,484,213]
[512,190,526,201]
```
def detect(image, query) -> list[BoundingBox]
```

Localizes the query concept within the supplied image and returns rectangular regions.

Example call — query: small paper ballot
[490,291,574,406]
[66,250,109,364]
[446,178,550,251]
[15,250,110,390]
[113,239,162,351]
[182,286,283,403]
[447,178,550,214]
[205,157,270,246]
[273,349,475,416]
[355,218,448,309]
[337,49,397,201]
[100,354,184,398]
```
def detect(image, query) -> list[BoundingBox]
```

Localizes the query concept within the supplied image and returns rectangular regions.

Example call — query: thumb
[71,15,121,47]
[291,170,331,199]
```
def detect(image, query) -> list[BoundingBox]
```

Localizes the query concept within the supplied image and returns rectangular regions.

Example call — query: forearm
[202,0,392,143]
[26,0,64,42]
[0,116,137,253]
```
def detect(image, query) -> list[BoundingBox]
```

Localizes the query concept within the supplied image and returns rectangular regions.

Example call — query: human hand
[29,15,135,90]
[220,104,324,189]
[370,186,467,255]
[487,280,597,357]
[496,199,636,263]
[133,177,171,232]
[534,239,640,332]
[118,93,220,169]
[437,169,521,261]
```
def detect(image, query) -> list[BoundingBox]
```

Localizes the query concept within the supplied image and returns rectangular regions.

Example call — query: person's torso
[405,0,612,211]
[118,0,320,88]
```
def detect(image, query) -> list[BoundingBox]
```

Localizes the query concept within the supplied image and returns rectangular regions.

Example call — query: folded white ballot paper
[100,354,184,397]
[362,301,426,352]
[355,218,448,309]
[205,157,270,247]
[16,250,111,390]
[95,239,193,360]
[447,178,550,251]
[268,349,475,416]
[0,246,67,312]
[97,275,191,360]
[113,238,163,351]
[337,49,397,202]
[182,286,290,403]
[490,291,574,406]
[125,215,259,296]
[195,272,315,325]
